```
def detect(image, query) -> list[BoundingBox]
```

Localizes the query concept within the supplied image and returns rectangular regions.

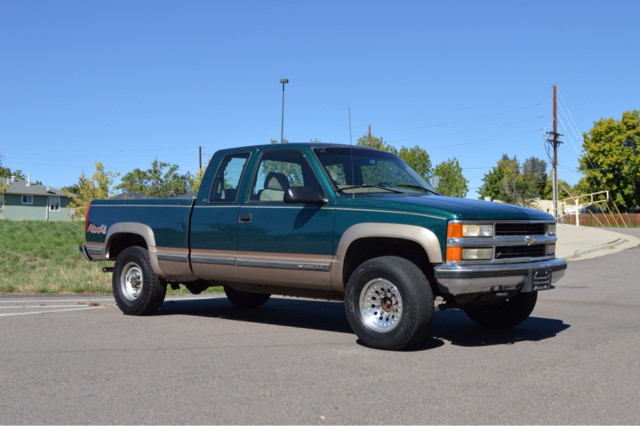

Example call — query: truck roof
[222,142,388,152]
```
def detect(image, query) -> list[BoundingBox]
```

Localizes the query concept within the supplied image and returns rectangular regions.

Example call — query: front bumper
[434,258,567,295]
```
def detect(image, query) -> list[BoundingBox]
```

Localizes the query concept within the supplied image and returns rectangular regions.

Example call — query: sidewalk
[556,224,640,261]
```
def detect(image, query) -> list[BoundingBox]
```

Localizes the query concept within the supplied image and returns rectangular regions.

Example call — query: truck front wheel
[224,286,271,308]
[113,246,166,316]
[345,256,434,351]
[464,291,537,329]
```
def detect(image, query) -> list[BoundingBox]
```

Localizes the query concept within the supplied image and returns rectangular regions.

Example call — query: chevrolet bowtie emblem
[524,236,537,246]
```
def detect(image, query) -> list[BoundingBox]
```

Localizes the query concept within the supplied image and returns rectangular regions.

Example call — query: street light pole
[280,79,288,143]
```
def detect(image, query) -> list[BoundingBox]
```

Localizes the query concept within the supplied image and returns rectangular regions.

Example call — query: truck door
[236,148,335,289]
[190,151,251,282]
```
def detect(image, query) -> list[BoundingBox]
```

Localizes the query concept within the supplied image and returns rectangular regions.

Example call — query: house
[0,175,74,221]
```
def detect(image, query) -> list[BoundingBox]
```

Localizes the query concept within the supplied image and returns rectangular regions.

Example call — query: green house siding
[0,194,73,222]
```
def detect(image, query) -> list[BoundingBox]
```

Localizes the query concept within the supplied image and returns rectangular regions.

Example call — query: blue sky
[1,0,638,198]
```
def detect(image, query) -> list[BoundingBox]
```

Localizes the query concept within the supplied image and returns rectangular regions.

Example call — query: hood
[335,194,554,221]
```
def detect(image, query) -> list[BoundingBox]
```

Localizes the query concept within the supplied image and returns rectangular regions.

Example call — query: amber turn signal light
[446,247,462,261]
[447,223,463,239]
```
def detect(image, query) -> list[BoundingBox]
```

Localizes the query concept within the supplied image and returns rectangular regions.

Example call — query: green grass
[0,220,222,295]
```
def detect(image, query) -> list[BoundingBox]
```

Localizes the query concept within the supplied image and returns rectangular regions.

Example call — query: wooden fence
[560,213,640,227]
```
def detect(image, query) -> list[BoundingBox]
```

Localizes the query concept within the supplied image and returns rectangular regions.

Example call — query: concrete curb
[564,237,631,261]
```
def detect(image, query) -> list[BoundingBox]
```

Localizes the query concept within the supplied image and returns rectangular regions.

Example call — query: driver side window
[250,149,322,202]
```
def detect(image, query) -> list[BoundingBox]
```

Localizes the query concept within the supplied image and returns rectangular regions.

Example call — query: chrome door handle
[238,214,252,223]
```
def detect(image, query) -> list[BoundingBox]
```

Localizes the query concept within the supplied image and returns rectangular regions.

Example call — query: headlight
[548,224,556,236]
[547,244,556,255]
[462,224,493,237]
[462,248,493,260]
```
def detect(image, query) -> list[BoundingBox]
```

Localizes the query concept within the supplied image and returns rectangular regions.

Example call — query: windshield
[312,147,437,196]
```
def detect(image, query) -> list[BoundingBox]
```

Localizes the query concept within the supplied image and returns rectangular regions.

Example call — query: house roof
[2,177,70,197]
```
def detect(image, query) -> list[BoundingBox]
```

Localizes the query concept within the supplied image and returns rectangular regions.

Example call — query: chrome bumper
[434,258,567,295]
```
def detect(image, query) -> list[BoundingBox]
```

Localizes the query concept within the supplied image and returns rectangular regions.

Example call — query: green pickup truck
[80,143,566,350]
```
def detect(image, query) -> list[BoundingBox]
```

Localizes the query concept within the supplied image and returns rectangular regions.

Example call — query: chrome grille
[495,245,546,259]
[495,223,546,236]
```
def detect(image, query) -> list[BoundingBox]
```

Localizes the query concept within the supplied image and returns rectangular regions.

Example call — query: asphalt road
[1,248,639,424]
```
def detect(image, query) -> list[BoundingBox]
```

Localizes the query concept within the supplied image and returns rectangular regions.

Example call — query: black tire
[345,256,434,351]
[464,291,537,329]
[224,286,271,308]
[112,246,166,316]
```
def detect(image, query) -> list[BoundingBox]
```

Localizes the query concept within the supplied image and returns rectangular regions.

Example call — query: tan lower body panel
[190,249,239,282]
[156,247,197,282]
[236,251,333,290]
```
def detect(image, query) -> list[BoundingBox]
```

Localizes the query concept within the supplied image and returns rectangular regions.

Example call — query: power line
[556,100,606,195]
[415,128,544,150]
[386,116,548,144]
[374,101,550,134]
[307,86,553,139]
[558,89,608,189]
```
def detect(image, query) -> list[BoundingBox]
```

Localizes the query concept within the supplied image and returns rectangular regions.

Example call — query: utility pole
[546,85,563,219]
[199,146,202,170]
[368,125,372,147]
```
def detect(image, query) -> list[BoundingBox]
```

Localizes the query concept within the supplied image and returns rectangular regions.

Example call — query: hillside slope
[0,220,112,293]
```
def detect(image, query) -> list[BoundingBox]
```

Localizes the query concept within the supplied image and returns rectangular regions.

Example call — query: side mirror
[283,187,327,205]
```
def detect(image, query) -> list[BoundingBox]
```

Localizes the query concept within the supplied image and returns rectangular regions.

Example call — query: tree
[522,156,548,199]
[478,154,548,206]
[0,155,26,180]
[542,178,573,201]
[578,110,640,210]
[571,177,592,198]
[356,134,433,181]
[61,183,81,195]
[66,162,119,219]
[398,145,432,182]
[0,179,7,208]
[477,162,508,202]
[116,158,192,198]
[356,133,397,153]
[190,159,210,193]
[433,158,469,197]
[0,155,8,202]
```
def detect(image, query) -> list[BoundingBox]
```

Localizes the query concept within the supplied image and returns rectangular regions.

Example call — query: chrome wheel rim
[359,278,403,333]
[121,262,143,301]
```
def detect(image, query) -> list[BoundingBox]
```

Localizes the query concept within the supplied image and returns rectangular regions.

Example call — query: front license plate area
[532,268,552,291]
[522,268,553,292]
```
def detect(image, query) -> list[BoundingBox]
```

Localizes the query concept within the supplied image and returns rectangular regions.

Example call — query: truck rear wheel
[345,256,434,351]
[464,291,537,329]
[224,286,271,308]
[113,246,166,316]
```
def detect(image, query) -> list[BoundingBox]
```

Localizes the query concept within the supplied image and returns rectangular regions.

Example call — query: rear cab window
[209,152,251,203]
